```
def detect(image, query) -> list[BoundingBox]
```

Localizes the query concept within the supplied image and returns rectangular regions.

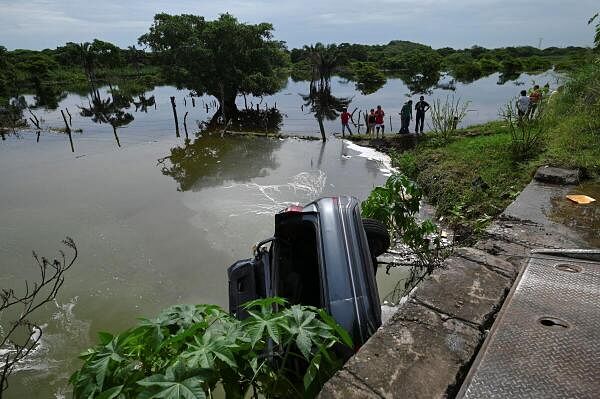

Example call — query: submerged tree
[301,80,352,142]
[299,44,351,141]
[139,13,287,125]
[79,89,135,147]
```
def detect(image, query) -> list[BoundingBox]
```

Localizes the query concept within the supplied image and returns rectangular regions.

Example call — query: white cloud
[0,0,596,49]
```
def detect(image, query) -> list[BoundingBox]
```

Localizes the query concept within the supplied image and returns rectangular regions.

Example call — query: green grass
[395,124,536,236]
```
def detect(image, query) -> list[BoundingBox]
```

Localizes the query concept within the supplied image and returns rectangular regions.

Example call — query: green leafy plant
[499,101,545,161]
[362,173,445,272]
[70,298,352,399]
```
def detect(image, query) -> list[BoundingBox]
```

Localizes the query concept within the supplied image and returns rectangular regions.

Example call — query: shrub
[362,173,444,272]
[429,95,470,143]
[70,298,352,399]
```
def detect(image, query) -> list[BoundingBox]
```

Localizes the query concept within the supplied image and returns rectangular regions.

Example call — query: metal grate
[458,250,600,399]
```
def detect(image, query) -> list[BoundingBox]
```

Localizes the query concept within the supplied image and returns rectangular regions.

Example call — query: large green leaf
[243,311,284,346]
[182,333,238,369]
[96,385,124,399]
[137,374,206,399]
[317,309,353,348]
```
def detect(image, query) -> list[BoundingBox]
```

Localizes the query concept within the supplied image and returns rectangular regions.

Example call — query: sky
[0,0,597,50]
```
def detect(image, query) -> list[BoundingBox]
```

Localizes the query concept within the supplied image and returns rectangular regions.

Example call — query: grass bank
[351,60,600,241]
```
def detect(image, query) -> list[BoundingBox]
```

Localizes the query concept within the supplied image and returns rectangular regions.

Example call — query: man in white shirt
[517,90,530,118]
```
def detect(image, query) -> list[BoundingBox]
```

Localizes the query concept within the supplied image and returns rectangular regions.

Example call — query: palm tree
[301,80,351,142]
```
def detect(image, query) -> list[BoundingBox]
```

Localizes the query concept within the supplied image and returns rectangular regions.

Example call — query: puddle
[549,181,600,247]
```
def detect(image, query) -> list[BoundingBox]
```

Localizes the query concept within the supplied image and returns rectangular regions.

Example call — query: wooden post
[65,108,73,126]
[36,131,40,142]
[357,110,362,134]
[61,110,74,152]
[184,97,187,107]
[28,109,41,129]
[389,115,393,132]
[183,111,189,139]
[192,97,196,108]
[206,103,209,113]
[170,96,180,138]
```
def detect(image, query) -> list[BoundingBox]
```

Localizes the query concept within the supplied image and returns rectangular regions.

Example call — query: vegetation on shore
[70,298,352,399]
[354,54,600,240]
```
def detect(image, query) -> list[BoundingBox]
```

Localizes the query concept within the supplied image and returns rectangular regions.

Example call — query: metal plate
[458,250,600,399]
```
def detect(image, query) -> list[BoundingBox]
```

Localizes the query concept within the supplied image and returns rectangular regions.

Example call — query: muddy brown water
[0,70,561,397]
[0,129,409,398]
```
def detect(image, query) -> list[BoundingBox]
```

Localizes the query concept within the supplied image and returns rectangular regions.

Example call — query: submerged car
[227,196,390,349]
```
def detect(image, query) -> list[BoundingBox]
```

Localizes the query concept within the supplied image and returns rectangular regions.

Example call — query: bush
[70,298,352,399]
[429,95,470,143]
[499,101,545,161]
[362,173,444,272]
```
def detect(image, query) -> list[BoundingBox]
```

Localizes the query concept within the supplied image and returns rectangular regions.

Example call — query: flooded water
[12,70,562,143]
[0,127,399,398]
[0,70,560,397]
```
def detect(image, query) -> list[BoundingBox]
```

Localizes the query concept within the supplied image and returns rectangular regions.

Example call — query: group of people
[516,84,544,119]
[341,105,386,137]
[340,96,432,138]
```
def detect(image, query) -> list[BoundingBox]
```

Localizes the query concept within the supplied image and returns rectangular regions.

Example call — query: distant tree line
[0,12,595,128]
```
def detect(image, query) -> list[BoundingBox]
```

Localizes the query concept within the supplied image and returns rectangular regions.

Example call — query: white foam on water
[342,139,397,177]
[223,170,327,216]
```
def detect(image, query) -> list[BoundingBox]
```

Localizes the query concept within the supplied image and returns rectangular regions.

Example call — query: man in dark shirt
[414,96,430,134]
[399,100,412,134]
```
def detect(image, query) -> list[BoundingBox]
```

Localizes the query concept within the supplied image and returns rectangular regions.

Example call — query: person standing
[527,84,542,118]
[516,90,530,119]
[367,109,376,136]
[414,96,430,134]
[399,100,413,134]
[374,105,385,137]
[340,108,353,136]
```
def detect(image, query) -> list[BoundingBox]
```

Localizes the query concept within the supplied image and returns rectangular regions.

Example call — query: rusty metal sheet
[458,249,600,399]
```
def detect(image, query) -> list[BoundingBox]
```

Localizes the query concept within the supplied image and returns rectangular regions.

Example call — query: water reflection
[133,94,156,113]
[301,79,352,140]
[79,90,135,147]
[158,135,282,191]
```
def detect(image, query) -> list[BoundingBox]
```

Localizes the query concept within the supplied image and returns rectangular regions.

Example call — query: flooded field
[0,129,403,398]
[0,69,562,398]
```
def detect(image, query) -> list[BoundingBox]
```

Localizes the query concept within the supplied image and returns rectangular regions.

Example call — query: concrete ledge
[534,166,579,185]
[320,300,482,399]
[319,168,591,398]
[319,251,514,399]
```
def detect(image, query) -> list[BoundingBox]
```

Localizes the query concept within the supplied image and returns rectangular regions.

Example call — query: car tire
[362,218,391,259]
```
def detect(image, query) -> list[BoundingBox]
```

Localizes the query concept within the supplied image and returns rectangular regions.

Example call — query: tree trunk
[317,117,326,142]
[112,125,121,147]
[170,96,180,137]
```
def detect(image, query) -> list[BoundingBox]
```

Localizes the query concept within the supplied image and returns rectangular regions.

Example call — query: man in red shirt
[340,108,353,136]
[374,105,385,137]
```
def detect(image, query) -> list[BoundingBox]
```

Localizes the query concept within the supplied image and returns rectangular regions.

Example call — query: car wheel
[362,218,391,259]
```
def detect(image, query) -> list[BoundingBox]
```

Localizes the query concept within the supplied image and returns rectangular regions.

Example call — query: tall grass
[542,58,600,175]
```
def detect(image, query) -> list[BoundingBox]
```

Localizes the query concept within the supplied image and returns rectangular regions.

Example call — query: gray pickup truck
[228,196,390,349]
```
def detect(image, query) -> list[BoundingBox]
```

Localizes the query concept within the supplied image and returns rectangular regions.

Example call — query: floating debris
[566,195,596,204]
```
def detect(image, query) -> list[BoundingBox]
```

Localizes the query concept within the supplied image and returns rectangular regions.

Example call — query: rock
[534,166,579,185]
